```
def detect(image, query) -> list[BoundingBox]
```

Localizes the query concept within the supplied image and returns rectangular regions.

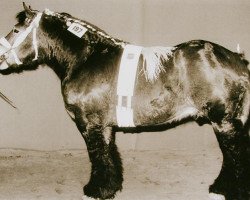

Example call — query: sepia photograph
[0,0,249,199]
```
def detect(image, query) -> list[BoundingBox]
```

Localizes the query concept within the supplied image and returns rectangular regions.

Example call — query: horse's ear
[23,2,33,18]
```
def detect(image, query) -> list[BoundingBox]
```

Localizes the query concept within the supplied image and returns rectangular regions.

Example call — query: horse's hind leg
[210,119,250,200]
[81,125,123,200]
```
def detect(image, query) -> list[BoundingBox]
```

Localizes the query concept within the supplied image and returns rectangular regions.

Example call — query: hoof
[82,195,98,200]
[209,193,225,200]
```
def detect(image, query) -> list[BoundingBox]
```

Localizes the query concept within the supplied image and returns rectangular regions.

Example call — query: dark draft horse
[0,4,249,200]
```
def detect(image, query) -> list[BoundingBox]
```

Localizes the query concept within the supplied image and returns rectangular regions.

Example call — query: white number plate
[67,23,87,38]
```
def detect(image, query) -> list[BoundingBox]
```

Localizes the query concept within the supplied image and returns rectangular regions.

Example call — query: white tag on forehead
[67,23,87,38]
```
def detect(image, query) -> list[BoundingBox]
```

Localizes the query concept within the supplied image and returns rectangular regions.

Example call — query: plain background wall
[0,0,249,151]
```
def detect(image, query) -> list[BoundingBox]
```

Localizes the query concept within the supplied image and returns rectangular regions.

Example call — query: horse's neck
[73,44,122,80]
[45,40,123,84]
[39,15,125,81]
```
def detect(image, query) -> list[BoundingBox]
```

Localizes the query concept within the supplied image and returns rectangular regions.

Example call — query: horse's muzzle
[0,53,9,70]
[0,54,7,62]
[0,45,8,62]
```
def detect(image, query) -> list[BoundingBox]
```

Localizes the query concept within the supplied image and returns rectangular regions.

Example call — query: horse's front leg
[80,123,123,200]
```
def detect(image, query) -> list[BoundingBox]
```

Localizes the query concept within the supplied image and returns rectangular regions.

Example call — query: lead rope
[0,91,17,109]
[32,27,39,60]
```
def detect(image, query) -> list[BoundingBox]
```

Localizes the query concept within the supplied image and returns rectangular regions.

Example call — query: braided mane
[44,9,126,48]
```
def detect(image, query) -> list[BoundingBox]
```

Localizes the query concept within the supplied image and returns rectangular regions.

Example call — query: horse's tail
[237,49,250,71]
[235,44,249,71]
[238,53,250,70]
[247,112,250,169]
[246,94,250,159]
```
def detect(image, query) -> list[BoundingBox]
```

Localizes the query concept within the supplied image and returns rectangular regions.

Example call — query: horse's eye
[13,28,19,33]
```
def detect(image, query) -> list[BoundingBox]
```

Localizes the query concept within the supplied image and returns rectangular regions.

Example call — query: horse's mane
[60,12,109,36]
[44,10,126,49]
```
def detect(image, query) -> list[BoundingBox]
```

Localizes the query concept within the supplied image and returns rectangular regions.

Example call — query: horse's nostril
[0,54,7,62]
[0,55,5,62]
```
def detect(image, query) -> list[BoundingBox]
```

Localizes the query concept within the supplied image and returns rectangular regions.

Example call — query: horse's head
[0,3,43,73]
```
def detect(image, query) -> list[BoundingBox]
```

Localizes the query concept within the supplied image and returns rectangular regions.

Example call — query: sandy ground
[0,148,222,200]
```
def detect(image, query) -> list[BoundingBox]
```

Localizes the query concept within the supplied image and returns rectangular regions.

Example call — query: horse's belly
[132,89,176,126]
